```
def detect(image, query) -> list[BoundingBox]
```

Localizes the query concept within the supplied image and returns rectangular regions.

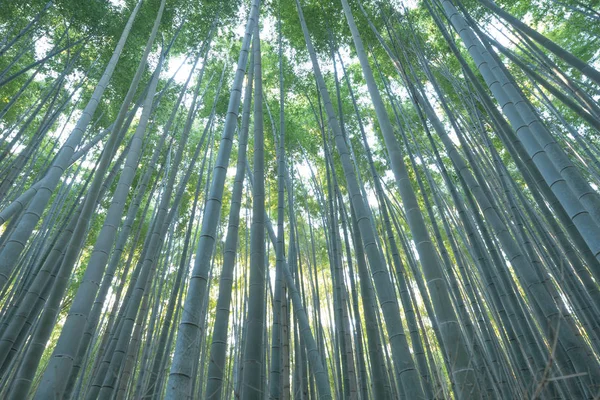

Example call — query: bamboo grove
[0,0,600,398]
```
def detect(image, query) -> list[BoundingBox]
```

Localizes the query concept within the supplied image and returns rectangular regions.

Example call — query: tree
[1,0,600,398]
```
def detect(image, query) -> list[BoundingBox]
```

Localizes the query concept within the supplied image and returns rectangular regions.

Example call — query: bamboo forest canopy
[1,0,600,398]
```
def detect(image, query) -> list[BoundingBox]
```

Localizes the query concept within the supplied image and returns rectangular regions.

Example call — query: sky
[27,0,510,201]
[25,0,542,207]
